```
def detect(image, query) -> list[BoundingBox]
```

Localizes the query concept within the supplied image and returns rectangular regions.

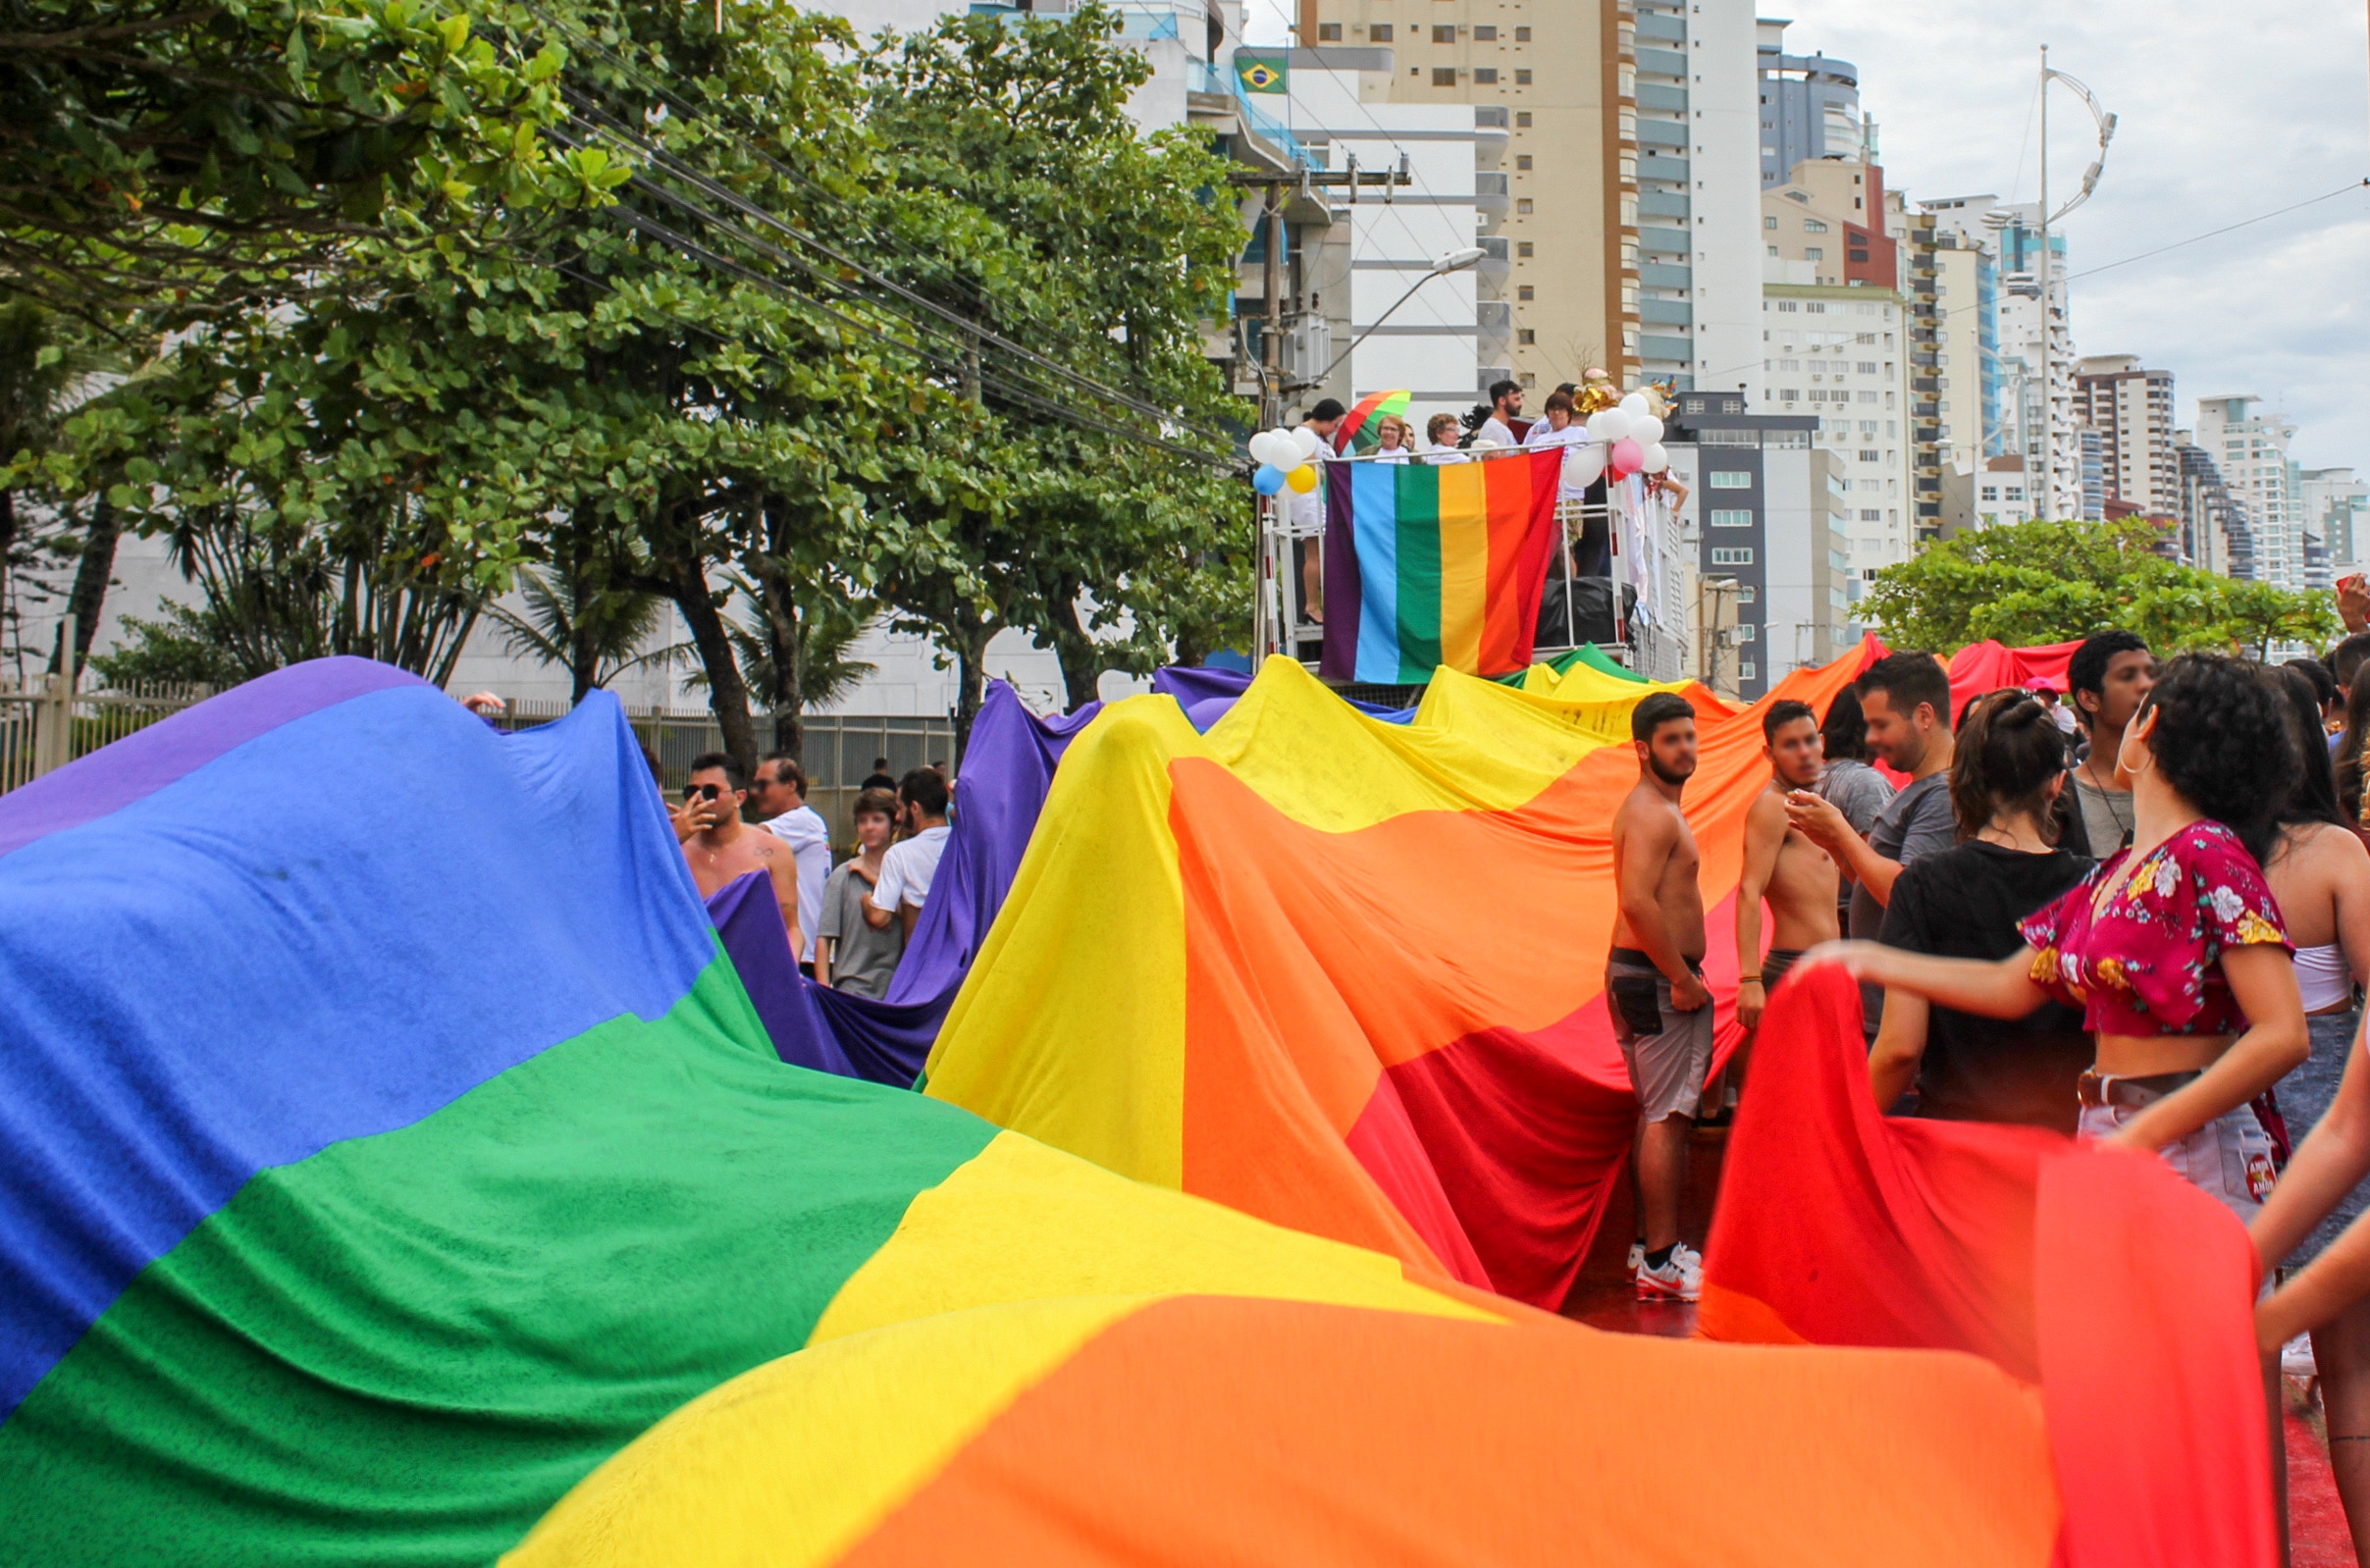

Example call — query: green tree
[486,563,669,704]
[1861,517,2336,655]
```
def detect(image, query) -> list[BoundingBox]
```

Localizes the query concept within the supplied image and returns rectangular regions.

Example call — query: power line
[2065,179,2369,282]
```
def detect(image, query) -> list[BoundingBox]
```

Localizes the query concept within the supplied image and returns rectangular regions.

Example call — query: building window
[1708,471,1753,489]
[1776,300,1797,312]
[1736,584,1756,602]
[1766,244,1778,257]
[1514,25,1530,38]
[1849,250,1869,262]
[1518,285,1535,300]
[1764,215,1777,230]
[1740,661,1759,680]
[1516,197,1533,214]
[1516,111,1532,127]
[1805,219,1828,233]
[1859,449,1877,462]
[1318,22,1342,39]
[1858,391,1876,403]
[1520,372,1537,388]
[1778,389,1799,402]
[1857,360,1875,373]
[1712,548,1756,565]
[1860,507,1881,521]
[1432,66,1456,84]
[1369,23,1393,39]
[1979,486,1997,500]
[1474,25,1497,39]
[1805,247,1823,261]
[1806,301,1825,313]
[1515,154,1533,170]
[1736,624,1757,642]
[1709,509,1754,527]
[1517,240,1534,257]
[1432,24,1455,40]
[1474,67,1498,82]
[1517,329,1536,345]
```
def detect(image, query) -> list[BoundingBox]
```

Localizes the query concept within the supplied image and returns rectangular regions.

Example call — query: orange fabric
[1479,457,1537,671]
[831,1295,2063,1568]
[1705,963,2277,1568]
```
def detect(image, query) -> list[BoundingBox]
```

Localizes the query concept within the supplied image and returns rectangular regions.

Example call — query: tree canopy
[1859,517,2337,659]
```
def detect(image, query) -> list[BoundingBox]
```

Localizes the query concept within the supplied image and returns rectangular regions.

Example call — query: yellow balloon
[1286,462,1319,494]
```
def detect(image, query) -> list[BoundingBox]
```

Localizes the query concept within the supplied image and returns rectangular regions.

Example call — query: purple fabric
[705,681,1098,1087]
[0,658,421,860]
[1150,663,1418,731]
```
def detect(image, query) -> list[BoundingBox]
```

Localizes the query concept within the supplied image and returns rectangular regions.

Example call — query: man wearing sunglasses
[674,752,804,960]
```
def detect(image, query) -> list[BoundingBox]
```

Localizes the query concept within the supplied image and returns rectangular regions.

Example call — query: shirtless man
[1736,700,1842,1030]
[1607,692,1712,1302]
[674,752,804,958]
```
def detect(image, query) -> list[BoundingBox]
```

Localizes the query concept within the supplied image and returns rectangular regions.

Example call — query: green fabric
[0,955,997,1568]
[1487,647,1641,687]
[1395,464,1443,682]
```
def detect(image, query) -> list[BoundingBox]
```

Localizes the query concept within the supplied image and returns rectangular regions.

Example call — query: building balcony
[1637,82,1688,113]
[1635,10,1686,42]
[1635,45,1687,76]
[1639,298,1693,327]
[1475,171,1510,217]
[1475,235,1510,291]
[1635,118,1689,149]
[1640,260,1692,288]
[1639,334,1694,365]
[1638,153,1688,182]
[1638,189,1690,220]
[1637,227,1689,256]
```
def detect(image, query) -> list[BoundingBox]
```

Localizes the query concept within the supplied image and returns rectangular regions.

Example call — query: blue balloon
[1252,463,1288,496]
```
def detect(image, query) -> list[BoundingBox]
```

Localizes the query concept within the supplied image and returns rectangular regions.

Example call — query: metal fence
[0,677,217,795]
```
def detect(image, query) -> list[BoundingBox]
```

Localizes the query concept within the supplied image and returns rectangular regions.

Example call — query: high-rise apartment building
[2175,429,2256,580]
[2301,467,2370,575]
[1755,22,1860,189]
[1299,0,1761,394]
[2194,395,2302,589]
[1990,206,2080,520]
[2072,355,2178,519]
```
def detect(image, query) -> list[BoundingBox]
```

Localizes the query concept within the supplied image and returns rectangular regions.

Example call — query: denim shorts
[2078,1100,2278,1225]
[2272,1008,2365,1266]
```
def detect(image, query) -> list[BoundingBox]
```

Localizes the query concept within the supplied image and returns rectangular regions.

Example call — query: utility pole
[2037,43,2051,522]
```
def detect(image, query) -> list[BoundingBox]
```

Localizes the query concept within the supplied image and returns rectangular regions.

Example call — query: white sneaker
[1636,1242,1703,1303]
[1625,1240,1645,1280]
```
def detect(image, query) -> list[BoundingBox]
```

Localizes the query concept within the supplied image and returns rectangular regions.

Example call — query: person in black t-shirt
[1871,689,2095,1132]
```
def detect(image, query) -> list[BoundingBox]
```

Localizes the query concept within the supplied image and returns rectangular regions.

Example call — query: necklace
[2079,755,2133,840]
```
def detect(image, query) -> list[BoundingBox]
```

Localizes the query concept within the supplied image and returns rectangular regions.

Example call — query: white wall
[1686,0,1763,403]
[1760,444,1818,686]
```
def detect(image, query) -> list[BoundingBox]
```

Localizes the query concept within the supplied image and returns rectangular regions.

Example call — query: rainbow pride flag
[1319,447,1561,684]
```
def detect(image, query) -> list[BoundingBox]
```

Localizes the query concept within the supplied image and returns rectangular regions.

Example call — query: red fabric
[1705,964,2276,1568]
[1950,638,2081,700]
[2021,820,2292,1037]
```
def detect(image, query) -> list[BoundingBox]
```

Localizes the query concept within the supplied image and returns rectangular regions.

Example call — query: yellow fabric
[1436,460,1490,670]
[925,698,1197,1187]
[811,1131,1498,1346]
[501,1295,1141,1568]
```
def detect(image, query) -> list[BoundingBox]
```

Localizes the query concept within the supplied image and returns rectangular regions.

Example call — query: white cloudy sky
[1246,0,2370,468]
[1755,1,2370,468]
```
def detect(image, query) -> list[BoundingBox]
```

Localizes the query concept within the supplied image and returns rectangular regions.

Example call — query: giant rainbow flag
[1319,447,1562,684]
[0,655,2272,1563]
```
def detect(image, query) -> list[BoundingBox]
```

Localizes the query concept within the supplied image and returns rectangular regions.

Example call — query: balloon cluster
[1247,427,1324,496]
[1571,386,1669,488]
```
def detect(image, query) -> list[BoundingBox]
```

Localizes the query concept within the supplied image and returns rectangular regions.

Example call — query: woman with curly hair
[1808,653,2308,1220]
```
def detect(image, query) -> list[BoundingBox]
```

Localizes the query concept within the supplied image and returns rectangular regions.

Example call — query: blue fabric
[1150,663,1416,730]
[0,665,716,1417]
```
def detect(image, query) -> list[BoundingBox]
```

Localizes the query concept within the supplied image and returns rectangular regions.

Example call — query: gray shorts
[1607,950,1716,1123]
[2078,1100,2279,1225]
[1762,948,1806,995]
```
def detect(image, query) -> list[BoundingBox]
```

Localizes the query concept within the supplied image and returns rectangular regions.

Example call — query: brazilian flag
[1234,51,1288,93]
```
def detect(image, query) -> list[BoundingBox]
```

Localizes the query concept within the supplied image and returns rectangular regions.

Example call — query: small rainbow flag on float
[1320,447,1562,684]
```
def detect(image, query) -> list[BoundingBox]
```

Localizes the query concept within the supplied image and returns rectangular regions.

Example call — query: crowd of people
[668,753,953,1001]
[1611,625,2370,1542]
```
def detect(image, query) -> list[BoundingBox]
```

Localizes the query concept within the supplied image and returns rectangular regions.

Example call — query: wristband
[1738,974,1763,983]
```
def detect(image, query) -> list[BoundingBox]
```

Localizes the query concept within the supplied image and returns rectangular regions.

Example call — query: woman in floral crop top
[1806,653,2309,1226]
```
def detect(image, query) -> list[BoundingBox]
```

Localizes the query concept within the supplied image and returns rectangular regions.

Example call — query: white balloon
[1566,444,1607,488]
[1249,431,1294,468]
[1586,408,1632,444]
[1618,392,1651,419]
[1641,442,1669,474]
[1629,414,1664,446]
[1291,426,1323,459]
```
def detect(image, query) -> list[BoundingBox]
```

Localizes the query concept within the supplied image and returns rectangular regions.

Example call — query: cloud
[1775,0,2370,470]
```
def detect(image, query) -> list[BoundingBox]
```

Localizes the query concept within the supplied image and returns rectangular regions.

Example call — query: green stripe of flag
[0,953,997,1567]
[1394,464,1442,681]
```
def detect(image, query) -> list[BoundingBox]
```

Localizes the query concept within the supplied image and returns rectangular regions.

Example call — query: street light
[1307,245,1490,392]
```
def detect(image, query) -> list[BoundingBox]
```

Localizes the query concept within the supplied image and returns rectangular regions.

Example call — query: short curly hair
[2137,653,2300,865]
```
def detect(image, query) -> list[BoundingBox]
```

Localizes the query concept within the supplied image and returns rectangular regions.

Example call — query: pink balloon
[1609,438,1645,476]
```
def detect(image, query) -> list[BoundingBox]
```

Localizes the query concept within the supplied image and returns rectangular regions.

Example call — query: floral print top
[2018,819,2291,1036]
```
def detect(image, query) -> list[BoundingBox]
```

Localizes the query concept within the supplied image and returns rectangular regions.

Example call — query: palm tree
[0,295,123,675]
[486,564,672,705]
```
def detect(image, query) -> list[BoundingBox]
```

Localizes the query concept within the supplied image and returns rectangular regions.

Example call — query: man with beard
[1607,692,1712,1302]
[1736,699,1841,1027]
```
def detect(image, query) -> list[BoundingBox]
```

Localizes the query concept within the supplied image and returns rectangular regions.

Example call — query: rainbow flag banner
[1320,446,1561,684]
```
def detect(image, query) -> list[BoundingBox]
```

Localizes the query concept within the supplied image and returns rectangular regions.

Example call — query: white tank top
[2294,943,2354,1014]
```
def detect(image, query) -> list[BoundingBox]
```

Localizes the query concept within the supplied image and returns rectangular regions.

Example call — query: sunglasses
[682,783,723,801]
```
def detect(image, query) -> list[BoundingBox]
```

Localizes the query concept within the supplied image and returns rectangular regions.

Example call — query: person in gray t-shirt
[1786,653,1960,1033]
[816,789,907,1001]
[1813,684,1897,926]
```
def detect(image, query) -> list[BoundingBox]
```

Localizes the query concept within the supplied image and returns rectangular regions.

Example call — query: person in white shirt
[749,755,832,972]
[860,766,953,942]
[1477,378,1523,449]
[1288,398,1345,626]
[1422,412,1471,464]
[1373,414,1413,464]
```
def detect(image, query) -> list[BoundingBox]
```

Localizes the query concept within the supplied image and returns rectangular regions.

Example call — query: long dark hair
[1950,690,2068,844]
[2136,653,2301,866]
[1820,684,1873,763]
[2338,674,2370,824]
[2272,664,2347,835]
